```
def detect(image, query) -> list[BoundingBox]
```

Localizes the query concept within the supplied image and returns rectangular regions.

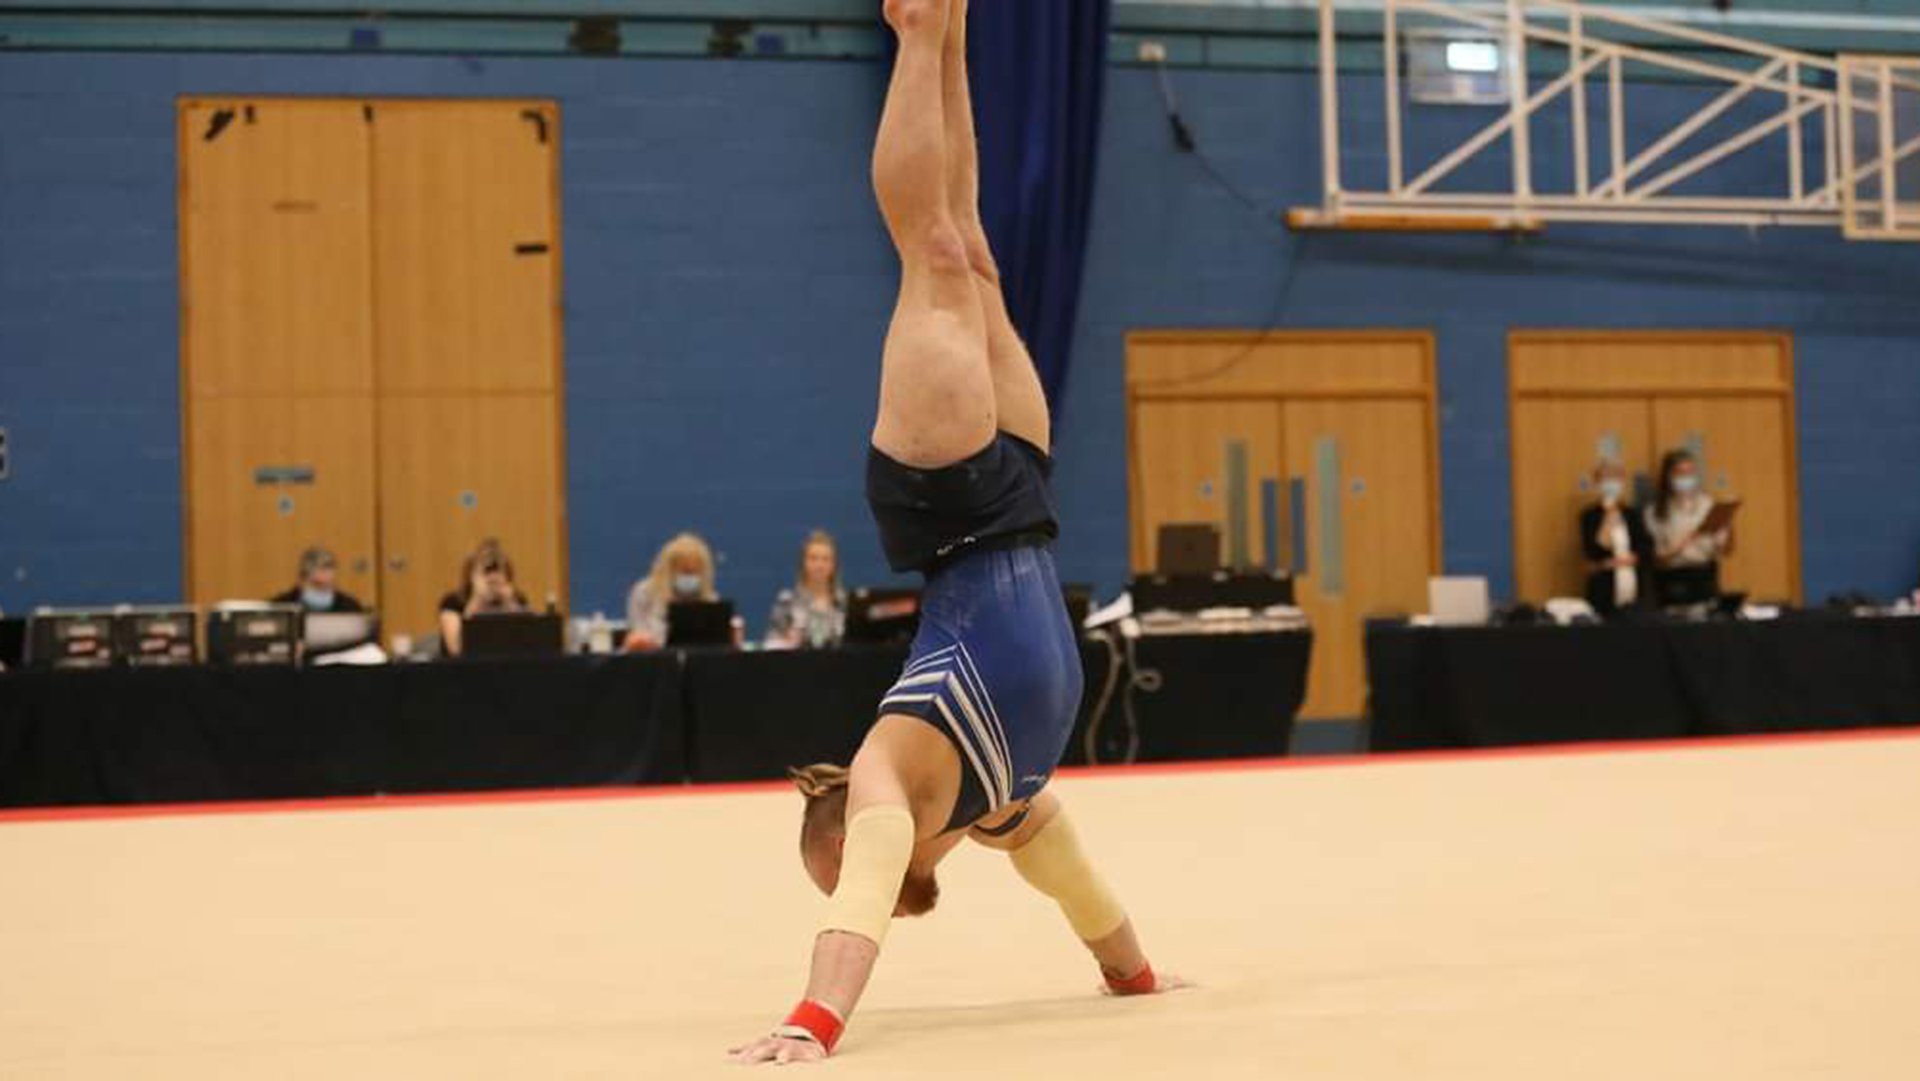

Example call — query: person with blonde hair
[729,2,1180,1065]
[764,530,847,650]
[624,532,718,652]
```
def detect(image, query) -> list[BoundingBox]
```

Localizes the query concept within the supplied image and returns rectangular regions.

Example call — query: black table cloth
[1365,615,1920,751]
[653,630,1314,783]
[0,655,684,807]
[0,630,1312,806]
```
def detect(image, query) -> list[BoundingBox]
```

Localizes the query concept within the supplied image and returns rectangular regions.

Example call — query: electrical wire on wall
[1134,53,1317,392]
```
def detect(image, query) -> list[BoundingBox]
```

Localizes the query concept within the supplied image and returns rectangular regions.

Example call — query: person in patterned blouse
[764,530,847,650]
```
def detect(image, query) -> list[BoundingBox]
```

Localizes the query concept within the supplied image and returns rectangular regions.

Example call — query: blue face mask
[1598,478,1625,503]
[301,587,335,611]
[672,573,703,598]
[1672,474,1700,494]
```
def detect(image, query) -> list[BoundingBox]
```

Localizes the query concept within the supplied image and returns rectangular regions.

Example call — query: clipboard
[1699,499,1742,535]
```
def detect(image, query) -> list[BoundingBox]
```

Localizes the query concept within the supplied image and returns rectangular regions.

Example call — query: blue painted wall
[3,53,1919,628]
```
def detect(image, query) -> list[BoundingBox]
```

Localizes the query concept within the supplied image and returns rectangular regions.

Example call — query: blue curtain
[964,0,1112,423]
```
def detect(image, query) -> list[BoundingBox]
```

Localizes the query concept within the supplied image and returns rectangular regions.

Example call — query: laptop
[667,600,736,648]
[462,611,565,659]
[305,611,379,655]
[846,588,922,645]
[1156,523,1222,577]
[1428,577,1492,627]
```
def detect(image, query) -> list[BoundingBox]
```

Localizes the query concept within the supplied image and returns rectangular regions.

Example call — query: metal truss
[1297,0,1920,238]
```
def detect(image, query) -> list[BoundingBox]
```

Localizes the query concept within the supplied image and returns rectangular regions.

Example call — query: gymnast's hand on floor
[1102,966,1194,996]
[728,1034,827,1066]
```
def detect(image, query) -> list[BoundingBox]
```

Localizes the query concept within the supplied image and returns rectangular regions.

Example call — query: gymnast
[729,0,1183,1064]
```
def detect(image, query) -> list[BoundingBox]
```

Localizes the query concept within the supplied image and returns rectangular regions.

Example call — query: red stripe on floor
[2,725,1914,825]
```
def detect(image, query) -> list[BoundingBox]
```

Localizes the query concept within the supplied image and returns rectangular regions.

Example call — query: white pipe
[1590,57,1786,199]
[1320,0,1342,205]
[1609,53,1624,201]
[1879,62,1897,230]
[1631,97,1823,201]
[1570,8,1587,196]
[1506,0,1531,201]
[1788,60,1803,203]
[1400,50,1606,197]
[1385,0,1402,193]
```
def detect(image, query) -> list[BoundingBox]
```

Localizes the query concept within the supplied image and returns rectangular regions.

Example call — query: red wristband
[1104,962,1157,996]
[778,999,846,1053]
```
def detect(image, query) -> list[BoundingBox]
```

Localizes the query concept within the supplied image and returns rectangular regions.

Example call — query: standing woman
[765,530,848,650]
[1645,449,1736,610]
[1579,459,1652,617]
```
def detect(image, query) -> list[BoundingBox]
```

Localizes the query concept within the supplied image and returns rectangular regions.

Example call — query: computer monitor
[113,607,198,667]
[462,611,564,660]
[1155,523,1221,577]
[846,588,922,645]
[207,606,302,667]
[26,609,117,670]
[667,600,735,648]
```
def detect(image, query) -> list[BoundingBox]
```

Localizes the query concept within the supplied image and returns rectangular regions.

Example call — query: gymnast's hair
[789,763,850,844]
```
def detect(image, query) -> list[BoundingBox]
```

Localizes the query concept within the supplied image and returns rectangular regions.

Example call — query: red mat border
[2,725,1914,826]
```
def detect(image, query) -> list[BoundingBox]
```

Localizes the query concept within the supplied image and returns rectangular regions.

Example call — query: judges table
[1365,615,1920,751]
[683,632,1312,782]
[0,631,1311,808]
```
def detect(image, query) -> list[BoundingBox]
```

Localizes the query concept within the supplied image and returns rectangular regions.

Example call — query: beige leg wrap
[1008,808,1127,942]
[820,804,915,948]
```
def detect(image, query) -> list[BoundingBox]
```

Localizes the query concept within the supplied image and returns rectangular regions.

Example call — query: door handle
[352,556,371,575]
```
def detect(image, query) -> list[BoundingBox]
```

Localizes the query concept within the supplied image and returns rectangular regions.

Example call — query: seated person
[271,546,367,613]
[625,532,725,651]
[1578,460,1651,617]
[1645,449,1736,611]
[765,529,848,650]
[438,538,529,657]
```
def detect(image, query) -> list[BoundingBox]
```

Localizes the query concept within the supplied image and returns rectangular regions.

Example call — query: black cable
[1135,56,1315,391]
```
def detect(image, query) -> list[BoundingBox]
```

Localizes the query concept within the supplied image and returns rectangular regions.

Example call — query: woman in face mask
[1646,449,1736,611]
[1578,460,1652,618]
[624,532,720,652]
[273,546,367,614]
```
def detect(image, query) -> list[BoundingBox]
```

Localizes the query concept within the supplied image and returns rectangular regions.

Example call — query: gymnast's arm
[730,740,925,1064]
[973,790,1187,995]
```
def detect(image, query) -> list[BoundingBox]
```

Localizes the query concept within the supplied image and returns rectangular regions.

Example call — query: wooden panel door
[185,397,377,608]
[179,99,374,397]
[371,101,561,394]
[1510,397,1654,602]
[1285,399,1437,719]
[1129,400,1284,572]
[377,395,565,641]
[1652,397,1800,602]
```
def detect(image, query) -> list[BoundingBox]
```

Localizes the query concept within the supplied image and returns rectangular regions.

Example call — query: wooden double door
[180,98,566,639]
[1128,332,1441,719]
[1510,332,1801,605]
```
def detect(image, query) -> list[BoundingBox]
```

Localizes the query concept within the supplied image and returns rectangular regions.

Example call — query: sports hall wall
[3,53,1919,625]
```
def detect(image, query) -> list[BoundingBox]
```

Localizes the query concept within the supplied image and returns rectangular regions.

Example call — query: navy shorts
[877,541,1083,833]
